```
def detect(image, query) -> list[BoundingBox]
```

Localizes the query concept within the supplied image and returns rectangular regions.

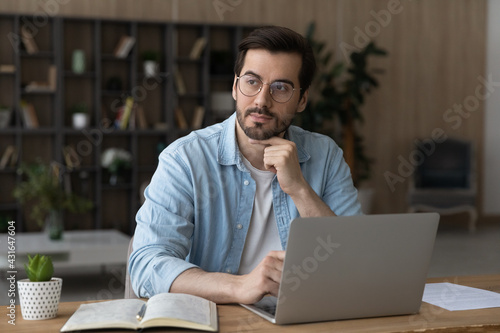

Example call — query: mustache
[245,107,274,118]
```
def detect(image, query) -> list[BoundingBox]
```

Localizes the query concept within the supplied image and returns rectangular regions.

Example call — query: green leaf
[24,254,54,282]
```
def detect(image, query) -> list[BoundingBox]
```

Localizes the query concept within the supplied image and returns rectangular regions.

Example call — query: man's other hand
[236,250,285,304]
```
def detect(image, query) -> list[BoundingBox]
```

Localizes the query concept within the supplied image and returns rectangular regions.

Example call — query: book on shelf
[48,65,57,90]
[114,35,136,58]
[174,67,187,95]
[60,293,217,332]
[24,65,57,92]
[175,107,188,130]
[0,64,15,73]
[0,145,17,169]
[120,96,135,130]
[20,25,39,54]
[19,101,39,128]
[189,37,207,60]
[191,106,205,129]
[135,104,148,129]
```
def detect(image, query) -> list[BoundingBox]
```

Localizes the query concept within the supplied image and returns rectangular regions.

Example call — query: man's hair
[234,25,316,96]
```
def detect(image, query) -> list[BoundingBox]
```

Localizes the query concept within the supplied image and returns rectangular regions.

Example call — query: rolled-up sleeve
[323,143,363,216]
[129,150,198,298]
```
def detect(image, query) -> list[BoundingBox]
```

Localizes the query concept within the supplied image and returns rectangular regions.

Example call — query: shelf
[175,57,203,64]
[20,51,54,58]
[64,71,96,79]
[19,127,58,134]
[0,128,20,134]
[101,90,131,97]
[21,89,57,95]
[0,14,254,234]
[136,72,170,80]
[101,54,133,61]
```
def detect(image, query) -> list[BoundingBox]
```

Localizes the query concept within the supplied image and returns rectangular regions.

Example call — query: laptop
[240,213,440,325]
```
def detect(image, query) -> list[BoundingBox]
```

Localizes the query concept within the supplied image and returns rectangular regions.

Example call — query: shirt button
[236,224,243,229]
[243,180,250,186]
[226,269,232,273]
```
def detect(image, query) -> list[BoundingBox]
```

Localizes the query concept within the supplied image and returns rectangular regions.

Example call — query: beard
[236,106,296,140]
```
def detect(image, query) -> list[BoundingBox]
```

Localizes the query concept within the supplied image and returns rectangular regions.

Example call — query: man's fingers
[248,136,288,146]
[268,250,286,261]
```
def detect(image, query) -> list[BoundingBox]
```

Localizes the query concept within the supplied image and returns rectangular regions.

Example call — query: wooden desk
[2,275,500,333]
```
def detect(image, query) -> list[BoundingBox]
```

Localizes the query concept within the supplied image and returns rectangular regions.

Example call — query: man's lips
[249,113,273,123]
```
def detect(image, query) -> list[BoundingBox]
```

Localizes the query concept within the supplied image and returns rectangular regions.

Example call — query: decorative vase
[72,49,85,74]
[17,277,63,320]
[45,210,64,241]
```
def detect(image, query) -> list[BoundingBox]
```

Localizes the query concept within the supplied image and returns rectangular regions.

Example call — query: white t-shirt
[238,157,282,275]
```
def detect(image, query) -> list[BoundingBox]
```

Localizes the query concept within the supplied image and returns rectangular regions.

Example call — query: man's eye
[273,83,290,92]
[247,79,259,86]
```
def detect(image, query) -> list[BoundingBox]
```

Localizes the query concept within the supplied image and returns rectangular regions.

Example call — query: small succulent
[24,254,54,282]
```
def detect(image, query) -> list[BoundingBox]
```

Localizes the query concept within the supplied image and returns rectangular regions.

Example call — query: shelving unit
[0,14,255,235]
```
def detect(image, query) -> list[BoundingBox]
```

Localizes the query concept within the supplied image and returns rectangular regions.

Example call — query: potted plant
[13,160,93,239]
[101,148,132,185]
[296,23,387,213]
[141,50,160,78]
[70,102,90,129]
[17,254,63,320]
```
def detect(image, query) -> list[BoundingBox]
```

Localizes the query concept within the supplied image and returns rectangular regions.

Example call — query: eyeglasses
[236,74,301,103]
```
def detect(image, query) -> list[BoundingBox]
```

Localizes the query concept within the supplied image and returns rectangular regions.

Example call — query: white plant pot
[72,113,89,129]
[143,60,158,78]
[17,277,63,320]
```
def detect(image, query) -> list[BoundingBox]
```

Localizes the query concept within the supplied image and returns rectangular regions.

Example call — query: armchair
[407,138,477,232]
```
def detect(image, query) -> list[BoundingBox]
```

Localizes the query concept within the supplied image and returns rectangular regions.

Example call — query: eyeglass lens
[238,75,295,103]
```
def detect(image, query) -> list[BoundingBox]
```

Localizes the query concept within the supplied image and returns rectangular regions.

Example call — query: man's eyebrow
[242,70,296,87]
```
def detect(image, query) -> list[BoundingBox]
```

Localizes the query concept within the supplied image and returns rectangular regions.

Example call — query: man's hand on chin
[249,137,307,195]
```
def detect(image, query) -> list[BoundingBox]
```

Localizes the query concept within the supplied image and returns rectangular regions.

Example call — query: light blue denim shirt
[130,112,362,298]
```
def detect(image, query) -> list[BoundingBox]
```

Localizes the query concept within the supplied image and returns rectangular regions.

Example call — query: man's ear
[297,89,309,113]
[232,75,238,100]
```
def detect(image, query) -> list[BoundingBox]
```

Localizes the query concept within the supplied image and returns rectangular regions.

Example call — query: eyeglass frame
[236,74,302,103]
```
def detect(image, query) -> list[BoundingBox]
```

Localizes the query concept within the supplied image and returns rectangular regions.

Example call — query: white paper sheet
[422,282,500,311]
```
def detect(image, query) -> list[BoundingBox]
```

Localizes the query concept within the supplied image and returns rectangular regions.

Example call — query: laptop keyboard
[254,296,278,316]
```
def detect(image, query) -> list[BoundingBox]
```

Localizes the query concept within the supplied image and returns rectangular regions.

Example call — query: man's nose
[253,83,273,108]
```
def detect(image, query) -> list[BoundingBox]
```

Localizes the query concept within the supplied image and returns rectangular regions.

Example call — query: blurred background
[0,0,498,304]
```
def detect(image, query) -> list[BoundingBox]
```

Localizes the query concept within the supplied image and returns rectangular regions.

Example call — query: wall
[1,0,494,219]
[483,0,500,215]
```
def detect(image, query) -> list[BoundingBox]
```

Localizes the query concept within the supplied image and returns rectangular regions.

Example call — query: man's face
[233,49,308,140]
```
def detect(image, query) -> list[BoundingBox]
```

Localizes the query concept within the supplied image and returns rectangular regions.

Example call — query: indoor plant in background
[70,102,90,129]
[141,50,160,78]
[101,148,132,185]
[296,22,387,213]
[13,160,93,240]
[17,254,63,320]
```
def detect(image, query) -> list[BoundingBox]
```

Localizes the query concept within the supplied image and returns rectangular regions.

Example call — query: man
[130,25,362,304]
